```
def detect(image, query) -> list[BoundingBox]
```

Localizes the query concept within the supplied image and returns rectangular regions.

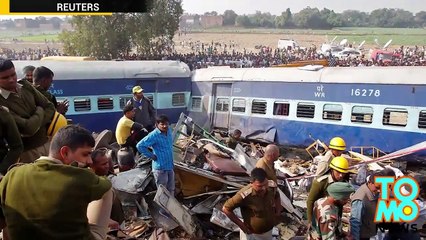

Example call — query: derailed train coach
[188,65,426,156]
[12,60,192,132]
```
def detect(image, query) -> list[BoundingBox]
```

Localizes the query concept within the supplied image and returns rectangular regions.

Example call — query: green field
[193,27,426,46]
[1,27,426,46]
[0,31,60,42]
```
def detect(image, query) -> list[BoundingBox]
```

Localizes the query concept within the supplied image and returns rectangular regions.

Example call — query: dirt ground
[0,32,382,54]
[173,32,327,53]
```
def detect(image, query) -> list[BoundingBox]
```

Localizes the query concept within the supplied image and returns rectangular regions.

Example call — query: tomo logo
[374,176,420,223]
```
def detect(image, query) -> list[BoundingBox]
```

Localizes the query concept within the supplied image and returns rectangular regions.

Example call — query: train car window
[274,102,290,116]
[232,98,246,112]
[74,98,91,112]
[97,97,114,110]
[383,108,408,127]
[419,111,426,128]
[216,98,229,112]
[172,93,185,106]
[297,102,315,118]
[119,96,133,109]
[251,100,267,114]
[351,106,373,123]
[323,104,343,121]
[191,97,202,110]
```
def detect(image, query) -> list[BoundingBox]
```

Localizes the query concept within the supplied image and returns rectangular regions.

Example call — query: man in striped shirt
[136,115,175,196]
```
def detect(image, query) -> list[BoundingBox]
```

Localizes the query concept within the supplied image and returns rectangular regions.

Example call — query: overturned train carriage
[12,60,192,132]
[188,66,426,156]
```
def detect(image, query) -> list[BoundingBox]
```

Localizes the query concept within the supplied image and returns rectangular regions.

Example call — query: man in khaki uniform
[0,106,23,176]
[255,144,280,183]
[222,168,280,240]
[307,156,350,223]
[0,59,55,163]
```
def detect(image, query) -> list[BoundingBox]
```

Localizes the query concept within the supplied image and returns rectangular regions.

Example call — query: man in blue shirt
[136,115,174,196]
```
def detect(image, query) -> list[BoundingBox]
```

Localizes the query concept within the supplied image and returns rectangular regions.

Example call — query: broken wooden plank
[349,151,384,171]
[174,163,244,188]
[350,141,426,168]
[154,185,203,238]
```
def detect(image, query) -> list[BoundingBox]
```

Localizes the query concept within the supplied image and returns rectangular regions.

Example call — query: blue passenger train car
[188,66,426,155]
[13,60,192,132]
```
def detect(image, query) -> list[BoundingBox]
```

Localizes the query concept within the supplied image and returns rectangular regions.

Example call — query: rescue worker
[350,171,384,240]
[127,85,156,132]
[316,137,346,177]
[0,125,113,239]
[0,106,23,176]
[226,129,242,150]
[307,156,350,223]
[222,168,281,240]
[33,66,69,115]
[255,144,280,183]
[21,65,35,83]
[309,182,355,240]
[0,59,56,163]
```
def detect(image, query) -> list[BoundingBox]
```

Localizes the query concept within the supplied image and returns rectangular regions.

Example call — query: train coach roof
[12,60,191,80]
[192,66,426,84]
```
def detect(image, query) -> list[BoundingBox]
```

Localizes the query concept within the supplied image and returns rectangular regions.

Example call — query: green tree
[235,15,252,27]
[59,14,131,59]
[223,10,238,26]
[294,7,329,29]
[320,8,344,28]
[341,10,369,27]
[415,11,426,27]
[59,0,182,58]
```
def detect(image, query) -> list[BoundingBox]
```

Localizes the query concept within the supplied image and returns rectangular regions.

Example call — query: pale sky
[0,0,424,20]
[182,0,426,15]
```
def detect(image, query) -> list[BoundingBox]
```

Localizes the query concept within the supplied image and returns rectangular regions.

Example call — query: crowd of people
[2,41,426,69]
[0,47,62,60]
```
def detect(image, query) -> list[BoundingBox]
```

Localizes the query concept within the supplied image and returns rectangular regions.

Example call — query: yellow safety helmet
[329,156,349,173]
[329,137,346,151]
[47,111,68,137]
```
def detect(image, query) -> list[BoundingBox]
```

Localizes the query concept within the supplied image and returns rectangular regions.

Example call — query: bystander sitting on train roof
[0,59,55,163]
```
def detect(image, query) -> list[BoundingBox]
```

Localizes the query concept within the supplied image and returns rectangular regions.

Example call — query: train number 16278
[350,88,381,97]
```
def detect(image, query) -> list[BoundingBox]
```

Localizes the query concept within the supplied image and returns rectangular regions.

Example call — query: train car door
[211,83,232,129]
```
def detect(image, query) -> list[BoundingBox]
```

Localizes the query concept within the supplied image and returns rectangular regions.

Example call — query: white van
[277,39,301,50]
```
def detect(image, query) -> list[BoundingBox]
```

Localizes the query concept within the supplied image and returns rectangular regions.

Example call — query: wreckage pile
[99,115,308,239]
[101,114,426,239]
